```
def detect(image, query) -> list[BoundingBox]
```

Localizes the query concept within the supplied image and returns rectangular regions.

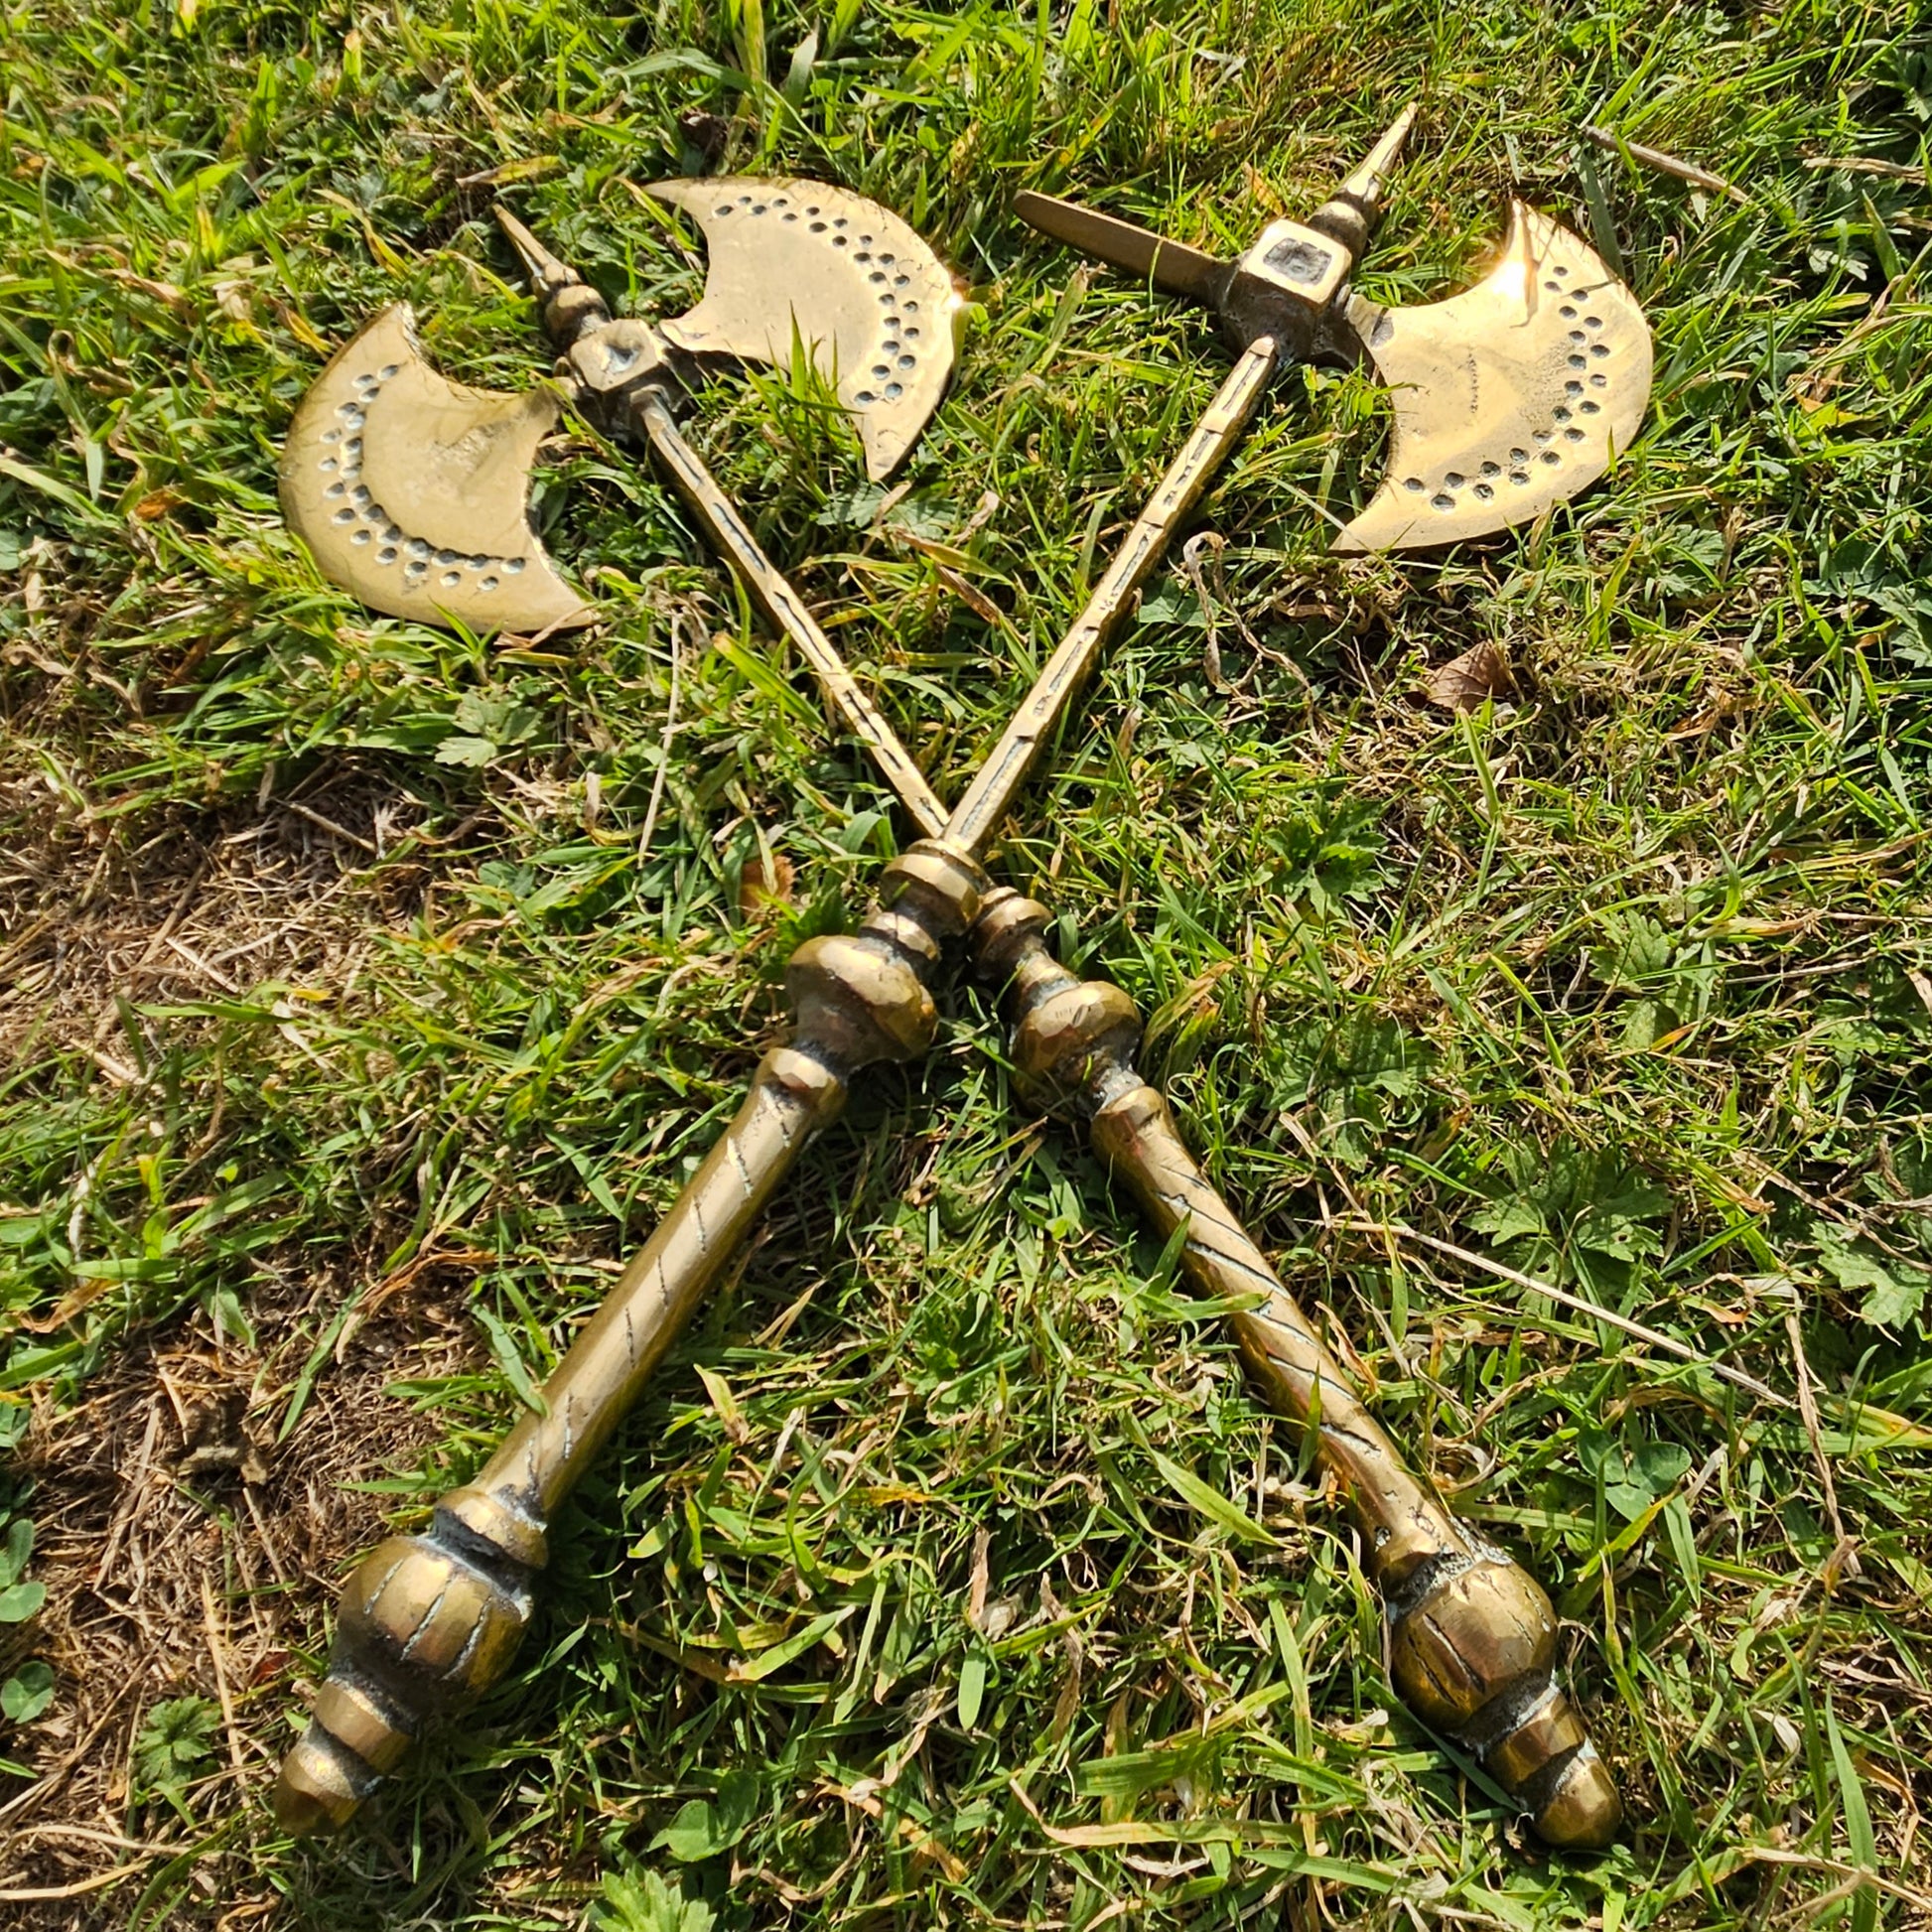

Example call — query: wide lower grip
[275,842,988,1833]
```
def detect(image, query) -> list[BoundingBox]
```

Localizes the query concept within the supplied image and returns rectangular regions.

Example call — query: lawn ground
[2,1,1931,1926]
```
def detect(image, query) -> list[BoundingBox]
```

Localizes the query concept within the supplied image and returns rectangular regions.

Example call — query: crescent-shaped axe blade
[647,177,962,482]
[279,304,596,633]
[1331,203,1652,552]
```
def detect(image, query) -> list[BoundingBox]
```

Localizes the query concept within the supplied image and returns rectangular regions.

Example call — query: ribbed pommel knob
[274,1514,537,1836]
[1386,1550,1622,1850]
[784,842,987,1071]
[971,888,1052,985]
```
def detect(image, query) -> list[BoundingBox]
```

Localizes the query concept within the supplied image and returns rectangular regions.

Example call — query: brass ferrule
[1384,1548,1622,1848]
[273,1511,538,1835]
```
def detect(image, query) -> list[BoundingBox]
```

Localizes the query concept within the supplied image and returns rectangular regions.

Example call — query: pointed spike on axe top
[492,205,574,296]
[1324,101,1419,227]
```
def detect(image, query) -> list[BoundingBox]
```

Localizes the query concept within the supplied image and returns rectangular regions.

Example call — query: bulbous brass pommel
[1385,1547,1622,1850]
[786,934,937,1065]
[971,890,1145,1117]
[273,1493,540,1836]
[1011,977,1141,1113]
[785,842,988,1072]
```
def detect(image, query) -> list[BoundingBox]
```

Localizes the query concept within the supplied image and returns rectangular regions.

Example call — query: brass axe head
[1015,109,1652,552]
[280,178,962,632]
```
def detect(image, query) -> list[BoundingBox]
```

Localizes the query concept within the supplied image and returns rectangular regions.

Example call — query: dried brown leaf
[1423,639,1512,713]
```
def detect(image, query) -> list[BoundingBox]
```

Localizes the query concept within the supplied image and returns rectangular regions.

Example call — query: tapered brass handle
[973,891,1622,1851]
[274,844,988,1833]
[634,389,950,842]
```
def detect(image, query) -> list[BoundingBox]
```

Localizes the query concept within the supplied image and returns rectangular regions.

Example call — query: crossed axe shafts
[275,119,1650,1851]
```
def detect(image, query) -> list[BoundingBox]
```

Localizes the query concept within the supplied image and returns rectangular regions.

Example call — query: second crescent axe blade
[279,305,595,633]
[1016,111,1654,554]
[647,177,962,481]
[1331,203,1652,551]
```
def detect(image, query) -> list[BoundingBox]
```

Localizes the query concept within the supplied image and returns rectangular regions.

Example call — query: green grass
[3,0,1931,1925]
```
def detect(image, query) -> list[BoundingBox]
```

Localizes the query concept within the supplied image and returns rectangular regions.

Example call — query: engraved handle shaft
[478,1048,841,1523]
[275,260,1621,1843]
[943,339,1275,852]
[641,343,1277,855]
[972,893,1622,1848]
[274,846,988,1832]
[271,1061,834,1828]
[635,389,950,842]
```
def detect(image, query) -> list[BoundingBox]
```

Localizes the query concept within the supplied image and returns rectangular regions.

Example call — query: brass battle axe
[274,132,1651,1848]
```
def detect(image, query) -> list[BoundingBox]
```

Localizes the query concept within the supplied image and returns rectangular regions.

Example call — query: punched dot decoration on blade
[279,304,595,633]
[1332,204,1650,552]
[699,189,927,411]
[648,176,959,481]
[312,367,531,596]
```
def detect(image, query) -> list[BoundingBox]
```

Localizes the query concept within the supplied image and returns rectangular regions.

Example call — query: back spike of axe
[272,138,1628,1849]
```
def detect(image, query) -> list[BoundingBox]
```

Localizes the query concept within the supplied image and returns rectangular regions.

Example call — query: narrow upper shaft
[633,391,950,840]
[943,335,1278,857]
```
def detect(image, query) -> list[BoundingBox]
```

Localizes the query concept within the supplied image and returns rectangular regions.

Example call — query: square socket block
[1236,218,1348,310]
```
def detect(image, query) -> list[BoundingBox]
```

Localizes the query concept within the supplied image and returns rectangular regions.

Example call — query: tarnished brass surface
[277,161,1625,1849]
[274,842,987,1833]
[974,891,1621,1849]
[1332,205,1653,552]
[647,178,962,482]
[279,305,594,634]
[1016,107,1651,554]
[274,283,1278,1832]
